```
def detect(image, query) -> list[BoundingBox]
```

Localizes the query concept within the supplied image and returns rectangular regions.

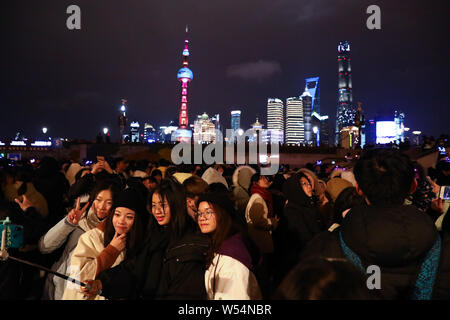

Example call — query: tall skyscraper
[285,97,304,145]
[335,41,356,145]
[231,110,241,131]
[301,90,313,145]
[304,77,320,114]
[266,98,284,144]
[174,25,194,142]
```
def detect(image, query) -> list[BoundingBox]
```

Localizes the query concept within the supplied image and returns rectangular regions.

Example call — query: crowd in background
[0,145,449,300]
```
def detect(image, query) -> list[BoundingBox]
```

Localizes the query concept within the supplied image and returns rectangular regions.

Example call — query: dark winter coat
[301,203,450,300]
[156,232,209,300]
[97,221,209,300]
[277,173,324,276]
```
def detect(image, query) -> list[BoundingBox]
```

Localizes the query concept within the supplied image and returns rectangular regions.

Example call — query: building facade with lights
[285,97,304,145]
[193,113,216,144]
[130,121,140,143]
[231,110,241,132]
[266,98,284,144]
[304,77,320,114]
[335,41,356,146]
[301,90,313,145]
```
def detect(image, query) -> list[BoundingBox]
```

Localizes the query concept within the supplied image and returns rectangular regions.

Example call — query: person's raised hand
[67,197,90,225]
[110,232,126,251]
[101,160,113,174]
[14,194,34,212]
[431,198,444,214]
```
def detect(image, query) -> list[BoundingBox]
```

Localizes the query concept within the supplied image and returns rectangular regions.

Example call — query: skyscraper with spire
[173,25,194,142]
[335,41,356,146]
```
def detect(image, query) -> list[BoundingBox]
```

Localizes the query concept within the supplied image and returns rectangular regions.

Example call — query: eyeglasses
[301,181,312,188]
[152,202,169,212]
[195,210,215,220]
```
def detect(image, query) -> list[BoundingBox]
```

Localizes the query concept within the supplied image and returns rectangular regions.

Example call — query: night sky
[1,0,449,141]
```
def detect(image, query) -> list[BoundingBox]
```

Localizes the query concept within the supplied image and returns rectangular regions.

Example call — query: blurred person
[151,169,163,184]
[301,148,450,300]
[231,165,256,220]
[202,167,228,189]
[246,173,279,297]
[183,175,209,220]
[277,172,325,283]
[273,257,376,300]
[197,193,262,300]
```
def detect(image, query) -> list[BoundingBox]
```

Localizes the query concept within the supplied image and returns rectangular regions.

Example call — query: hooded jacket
[278,173,324,276]
[201,167,228,189]
[301,204,450,299]
[232,166,256,217]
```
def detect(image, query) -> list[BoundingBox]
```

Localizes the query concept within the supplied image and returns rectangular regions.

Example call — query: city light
[313,126,319,134]
[103,127,109,135]
[42,127,48,134]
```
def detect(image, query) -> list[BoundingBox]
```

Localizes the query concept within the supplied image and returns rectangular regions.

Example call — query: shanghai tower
[335,41,356,146]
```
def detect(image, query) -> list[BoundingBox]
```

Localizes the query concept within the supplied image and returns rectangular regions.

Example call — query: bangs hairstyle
[149,177,194,243]
[104,203,146,259]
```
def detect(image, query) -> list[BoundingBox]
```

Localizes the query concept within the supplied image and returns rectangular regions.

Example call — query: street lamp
[42,127,48,134]
[103,127,109,135]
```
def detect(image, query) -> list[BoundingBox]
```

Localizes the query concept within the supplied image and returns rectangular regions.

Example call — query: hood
[201,167,228,189]
[172,172,193,184]
[65,163,83,186]
[282,173,314,208]
[218,233,255,271]
[341,204,438,267]
[232,166,256,190]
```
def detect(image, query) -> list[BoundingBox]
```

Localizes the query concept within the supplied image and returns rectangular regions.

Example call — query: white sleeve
[38,216,77,254]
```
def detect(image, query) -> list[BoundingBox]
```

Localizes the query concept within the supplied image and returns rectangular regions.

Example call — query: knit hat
[114,188,146,215]
[326,178,354,202]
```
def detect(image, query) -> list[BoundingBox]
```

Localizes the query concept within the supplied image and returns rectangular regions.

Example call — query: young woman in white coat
[196,193,262,300]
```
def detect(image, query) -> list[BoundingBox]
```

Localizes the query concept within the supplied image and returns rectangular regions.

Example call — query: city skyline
[1,0,448,141]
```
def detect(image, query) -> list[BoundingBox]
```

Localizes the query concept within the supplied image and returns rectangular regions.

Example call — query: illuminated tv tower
[174,25,194,142]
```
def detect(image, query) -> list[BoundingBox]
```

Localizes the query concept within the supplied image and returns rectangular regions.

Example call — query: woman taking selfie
[82,178,209,300]
[62,188,146,299]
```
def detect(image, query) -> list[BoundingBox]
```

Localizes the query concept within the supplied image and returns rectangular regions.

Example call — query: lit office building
[285,97,304,145]
[267,98,284,144]
[130,121,140,143]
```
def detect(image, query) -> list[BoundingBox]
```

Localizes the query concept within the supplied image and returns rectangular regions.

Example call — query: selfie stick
[0,218,87,288]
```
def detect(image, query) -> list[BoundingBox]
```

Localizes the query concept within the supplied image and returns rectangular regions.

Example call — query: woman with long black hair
[82,178,209,300]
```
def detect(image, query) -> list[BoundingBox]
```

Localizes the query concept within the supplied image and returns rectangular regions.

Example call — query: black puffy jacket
[277,173,324,277]
[301,203,450,300]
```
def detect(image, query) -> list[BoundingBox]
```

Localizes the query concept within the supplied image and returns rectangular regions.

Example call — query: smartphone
[0,223,24,249]
[439,186,450,200]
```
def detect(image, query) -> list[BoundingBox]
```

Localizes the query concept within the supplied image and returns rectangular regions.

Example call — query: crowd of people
[0,148,449,300]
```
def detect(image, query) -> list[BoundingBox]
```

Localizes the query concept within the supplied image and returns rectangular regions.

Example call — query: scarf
[250,183,274,218]
[78,206,103,232]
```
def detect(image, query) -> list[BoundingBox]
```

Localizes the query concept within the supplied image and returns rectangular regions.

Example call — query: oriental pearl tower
[174,25,194,142]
